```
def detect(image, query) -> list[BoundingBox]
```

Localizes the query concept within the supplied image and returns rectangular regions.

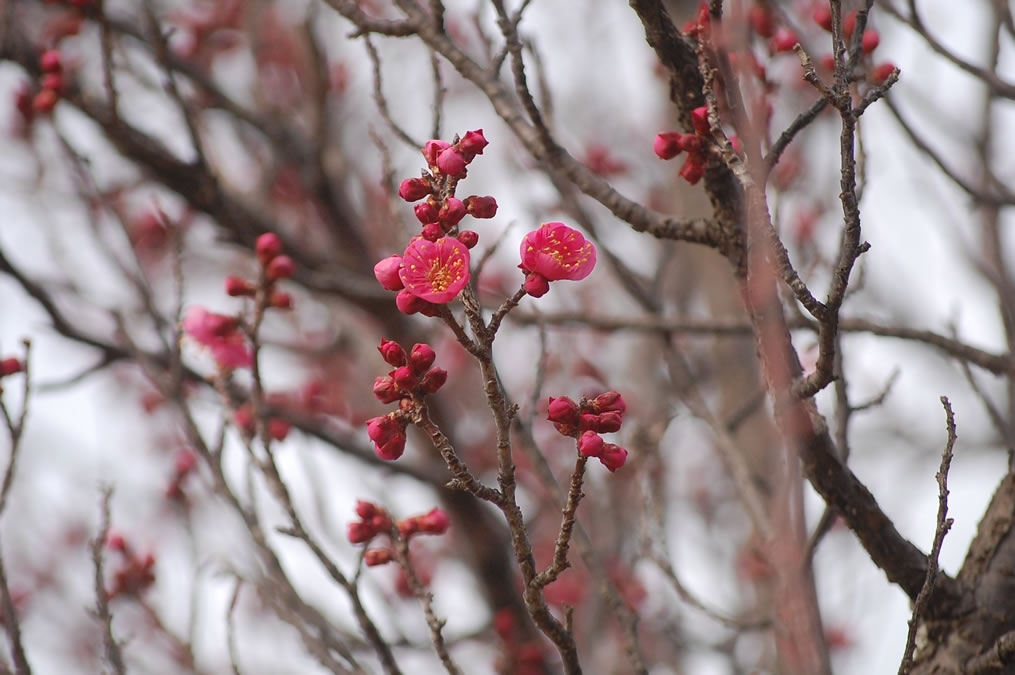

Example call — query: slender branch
[898,396,957,674]
[92,487,125,675]
[532,455,588,589]
[391,534,461,675]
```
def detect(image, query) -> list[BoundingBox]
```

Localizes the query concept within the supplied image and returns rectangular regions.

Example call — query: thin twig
[92,487,125,675]
[898,396,957,674]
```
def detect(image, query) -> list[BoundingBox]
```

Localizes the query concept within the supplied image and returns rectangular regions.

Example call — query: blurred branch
[508,311,1015,375]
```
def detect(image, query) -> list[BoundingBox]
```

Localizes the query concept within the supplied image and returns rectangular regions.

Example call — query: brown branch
[898,396,957,674]
[92,487,124,675]
[532,455,588,589]
[391,534,461,675]
[506,311,1015,375]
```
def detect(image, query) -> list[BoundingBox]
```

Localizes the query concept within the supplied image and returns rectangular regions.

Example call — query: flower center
[427,258,464,292]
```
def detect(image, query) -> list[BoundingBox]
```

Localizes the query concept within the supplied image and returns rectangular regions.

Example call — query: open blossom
[399,237,471,304]
[182,306,252,369]
[520,222,596,283]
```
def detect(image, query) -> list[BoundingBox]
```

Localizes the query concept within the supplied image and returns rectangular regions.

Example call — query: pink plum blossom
[519,222,596,296]
[182,306,252,369]
[399,237,471,304]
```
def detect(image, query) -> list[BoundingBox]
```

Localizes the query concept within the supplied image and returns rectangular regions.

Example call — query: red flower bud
[421,223,442,241]
[593,391,627,415]
[391,366,417,391]
[375,433,407,461]
[371,513,392,532]
[861,30,880,54]
[408,343,436,375]
[547,396,580,425]
[420,367,448,394]
[265,255,294,281]
[0,358,24,377]
[653,132,682,160]
[256,233,283,264]
[268,291,293,309]
[174,450,197,475]
[871,62,898,85]
[267,418,290,441]
[367,414,404,446]
[578,413,600,433]
[347,521,374,544]
[439,197,466,228]
[690,107,710,135]
[41,73,64,94]
[813,6,833,32]
[398,518,420,537]
[437,147,467,178]
[373,376,401,403]
[771,27,799,53]
[32,88,58,114]
[365,548,394,566]
[843,10,857,39]
[225,275,255,297]
[578,431,604,458]
[414,201,439,225]
[524,272,550,298]
[459,129,488,161]
[398,177,431,202]
[423,139,451,167]
[595,411,623,434]
[374,255,405,291]
[234,406,254,433]
[417,507,450,535]
[749,6,774,38]
[40,49,62,73]
[599,443,629,472]
[458,230,479,249]
[356,500,379,520]
[678,156,705,185]
[677,133,704,153]
[378,339,407,367]
[464,195,497,219]
[106,532,127,551]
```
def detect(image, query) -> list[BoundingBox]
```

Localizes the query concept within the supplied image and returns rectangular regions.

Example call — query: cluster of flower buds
[225,232,294,310]
[397,507,450,538]
[654,106,715,185]
[13,49,67,125]
[367,340,447,460]
[366,413,409,461]
[347,501,450,567]
[518,222,597,297]
[346,500,392,544]
[376,130,497,314]
[105,532,156,599]
[547,391,630,472]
